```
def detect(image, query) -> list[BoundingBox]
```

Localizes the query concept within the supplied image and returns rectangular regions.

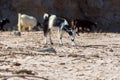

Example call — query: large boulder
[0,0,119,32]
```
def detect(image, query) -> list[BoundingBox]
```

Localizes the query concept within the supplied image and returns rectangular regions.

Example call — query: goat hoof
[43,45,48,48]
[77,34,80,36]
[44,43,48,45]
[51,42,53,45]
[45,43,47,45]
[71,43,76,47]
[59,44,63,46]
[73,45,76,47]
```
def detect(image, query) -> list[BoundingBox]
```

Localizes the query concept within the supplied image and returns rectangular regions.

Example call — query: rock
[12,31,21,36]
[0,0,119,32]
[68,53,78,57]
[6,47,12,49]
[109,48,114,52]
[59,63,65,65]
[12,69,35,75]
[12,62,21,66]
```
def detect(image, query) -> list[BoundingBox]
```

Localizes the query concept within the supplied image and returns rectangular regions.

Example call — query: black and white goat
[0,18,10,31]
[42,13,76,46]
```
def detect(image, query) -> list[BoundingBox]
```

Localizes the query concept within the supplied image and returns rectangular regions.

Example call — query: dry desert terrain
[0,31,120,80]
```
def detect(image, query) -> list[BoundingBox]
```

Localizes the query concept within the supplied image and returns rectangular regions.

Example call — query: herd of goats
[0,13,98,46]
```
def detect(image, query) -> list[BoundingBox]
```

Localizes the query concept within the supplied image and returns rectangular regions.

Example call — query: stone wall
[0,0,120,32]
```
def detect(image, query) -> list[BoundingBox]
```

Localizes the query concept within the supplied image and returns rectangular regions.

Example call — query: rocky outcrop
[0,0,120,32]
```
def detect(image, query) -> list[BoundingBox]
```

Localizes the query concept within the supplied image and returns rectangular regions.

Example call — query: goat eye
[68,32,72,35]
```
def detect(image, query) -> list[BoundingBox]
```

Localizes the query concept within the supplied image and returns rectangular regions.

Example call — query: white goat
[17,13,40,31]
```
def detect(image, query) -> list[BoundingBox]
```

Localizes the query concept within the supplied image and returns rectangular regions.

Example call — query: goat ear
[43,13,49,19]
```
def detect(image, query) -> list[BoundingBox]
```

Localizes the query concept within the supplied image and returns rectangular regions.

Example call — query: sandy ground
[0,31,120,80]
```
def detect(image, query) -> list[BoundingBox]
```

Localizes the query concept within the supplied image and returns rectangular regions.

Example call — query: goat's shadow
[77,44,107,48]
[1,74,48,80]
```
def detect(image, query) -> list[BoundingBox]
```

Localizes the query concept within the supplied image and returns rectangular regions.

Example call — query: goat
[71,19,97,35]
[42,13,76,46]
[0,18,10,31]
[17,13,41,32]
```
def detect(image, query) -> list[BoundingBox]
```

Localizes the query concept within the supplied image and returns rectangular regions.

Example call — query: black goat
[0,18,10,31]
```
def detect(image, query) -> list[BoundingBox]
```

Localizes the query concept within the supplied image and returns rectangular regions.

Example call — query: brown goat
[71,19,97,35]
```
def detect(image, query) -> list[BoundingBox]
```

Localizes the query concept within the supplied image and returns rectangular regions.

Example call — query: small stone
[109,49,113,52]
[59,63,65,65]
[13,31,21,36]
[13,62,21,66]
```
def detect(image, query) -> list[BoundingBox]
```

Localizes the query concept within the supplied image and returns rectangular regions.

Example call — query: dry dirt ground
[0,31,120,80]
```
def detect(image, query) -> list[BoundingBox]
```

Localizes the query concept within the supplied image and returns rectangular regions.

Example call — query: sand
[0,31,120,80]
